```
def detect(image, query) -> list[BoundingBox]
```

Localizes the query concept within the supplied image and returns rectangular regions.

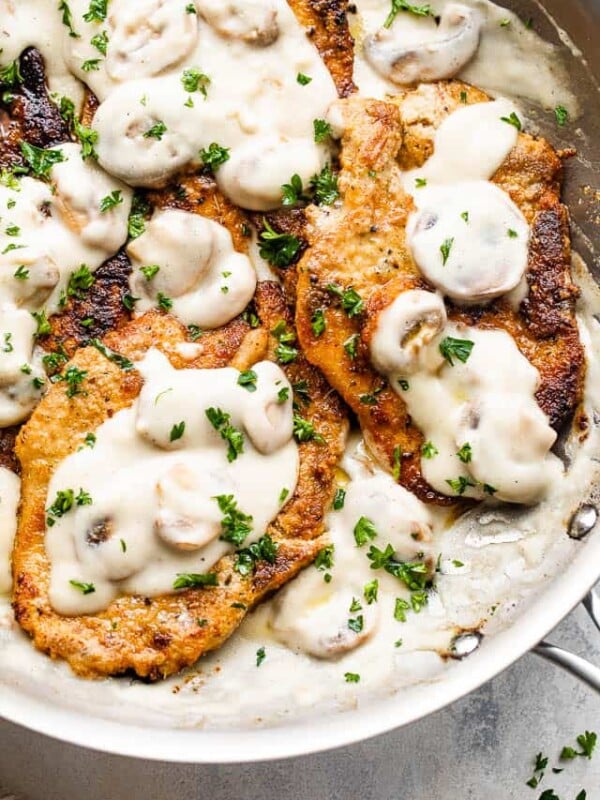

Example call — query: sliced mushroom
[406,182,530,305]
[50,143,132,253]
[155,464,222,551]
[198,0,279,46]
[216,136,323,211]
[73,508,149,582]
[370,290,447,376]
[241,361,294,455]
[271,572,380,659]
[1,248,59,309]
[365,3,482,85]
[456,395,559,505]
[94,84,198,188]
[0,308,46,426]
[106,0,199,81]
[128,210,215,299]
[128,209,257,329]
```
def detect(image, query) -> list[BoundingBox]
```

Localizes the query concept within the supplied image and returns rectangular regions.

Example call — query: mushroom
[271,573,380,658]
[198,0,279,47]
[216,136,323,211]
[456,395,558,505]
[50,143,132,253]
[241,361,294,455]
[2,249,59,309]
[127,209,257,329]
[406,181,530,305]
[364,3,482,85]
[94,84,198,188]
[369,289,447,376]
[155,463,222,551]
[105,0,199,81]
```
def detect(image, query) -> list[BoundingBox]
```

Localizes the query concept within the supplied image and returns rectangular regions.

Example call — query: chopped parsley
[214,494,253,547]
[364,579,379,604]
[185,3,196,12]
[234,534,278,576]
[281,174,307,206]
[91,30,108,55]
[315,544,334,573]
[555,105,569,127]
[456,443,472,463]
[51,365,88,398]
[0,60,23,87]
[508,228,519,238]
[237,369,258,392]
[394,597,410,622]
[140,264,160,280]
[326,283,364,317]
[333,487,346,510]
[81,58,101,72]
[99,190,123,213]
[415,177,427,188]
[354,516,377,547]
[259,219,301,268]
[157,292,173,312]
[47,486,91,526]
[173,572,218,590]
[188,324,203,341]
[181,68,210,97]
[561,731,597,761]
[311,308,326,337]
[277,387,289,404]
[19,142,65,178]
[256,647,266,667]
[344,333,360,360]
[83,0,108,23]
[461,211,470,223]
[199,142,230,171]
[344,672,360,683]
[58,0,79,38]
[2,333,13,353]
[501,111,523,131]
[84,432,96,448]
[384,0,433,29]
[32,309,51,337]
[446,476,476,496]
[310,163,339,206]
[89,339,134,371]
[439,336,474,366]
[205,407,244,461]
[297,73,312,86]
[440,237,454,265]
[143,121,167,140]
[392,445,402,481]
[128,193,150,239]
[67,264,95,298]
[422,441,439,459]
[279,488,289,505]
[292,413,324,444]
[169,421,185,442]
[348,615,364,633]
[398,378,410,391]
[313,118,332,143]
[14,265,29,280]
[69,580,95,595]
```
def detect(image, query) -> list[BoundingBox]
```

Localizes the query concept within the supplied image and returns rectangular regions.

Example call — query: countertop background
[0,597,598,800]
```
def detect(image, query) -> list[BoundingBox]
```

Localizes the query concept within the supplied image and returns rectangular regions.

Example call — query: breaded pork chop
[12,302,348,679]
[295,83,585,504]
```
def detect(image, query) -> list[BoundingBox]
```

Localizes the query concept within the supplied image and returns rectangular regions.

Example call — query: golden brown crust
[295,84,585,504]
[288,0,356,98]
[13,303,347,679]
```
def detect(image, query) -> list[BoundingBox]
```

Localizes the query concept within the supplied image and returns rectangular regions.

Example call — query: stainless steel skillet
[0,0,599,763]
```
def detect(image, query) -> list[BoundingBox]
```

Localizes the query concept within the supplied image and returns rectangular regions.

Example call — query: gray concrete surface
[0,600,598,800]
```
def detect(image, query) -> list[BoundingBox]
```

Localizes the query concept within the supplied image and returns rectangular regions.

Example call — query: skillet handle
[532,590,600,694]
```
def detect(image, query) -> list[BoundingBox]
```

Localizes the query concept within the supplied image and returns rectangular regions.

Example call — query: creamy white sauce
[127,209,256,329]
[0,147,130,424]
[351,0,577,114]
[401,101,530,305]
[57,0,338,206]
[370,295,559,504]
[407,181,529,303]
[0,467,20,595]
[46,349,298,615]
